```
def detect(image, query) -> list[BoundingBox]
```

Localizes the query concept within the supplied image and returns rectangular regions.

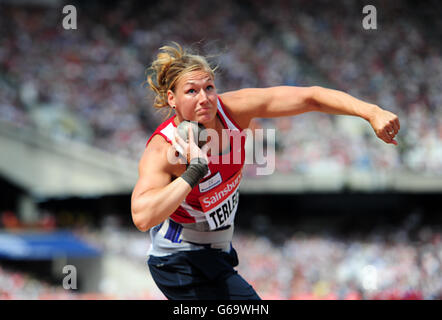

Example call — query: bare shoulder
[134,135,185,194]
[219,88,269,129]
[138,135,170,172]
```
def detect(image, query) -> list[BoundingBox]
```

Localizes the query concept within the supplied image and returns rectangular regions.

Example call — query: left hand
[369,108,400,145]
[172,126,209,165]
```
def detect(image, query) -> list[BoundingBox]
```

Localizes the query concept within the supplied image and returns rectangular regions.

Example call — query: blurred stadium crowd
[235,225,441,300]
[0,0,441,175]
[1,219,441,300]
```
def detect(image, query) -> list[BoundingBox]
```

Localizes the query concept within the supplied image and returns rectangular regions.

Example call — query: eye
[206,85,214,91]
[186,88,196,94]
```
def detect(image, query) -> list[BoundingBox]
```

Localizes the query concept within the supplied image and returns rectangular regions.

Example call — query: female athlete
[131,43,400,300]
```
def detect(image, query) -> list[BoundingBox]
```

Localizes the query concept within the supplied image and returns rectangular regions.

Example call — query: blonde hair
[146,42,216,116]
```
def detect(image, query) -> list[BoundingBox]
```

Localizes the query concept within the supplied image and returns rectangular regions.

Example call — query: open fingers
[188,124,196,146]
[172,127,189,159]
[200,142,211,159]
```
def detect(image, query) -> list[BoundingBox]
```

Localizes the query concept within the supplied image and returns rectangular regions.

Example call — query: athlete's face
[168,70,218,126]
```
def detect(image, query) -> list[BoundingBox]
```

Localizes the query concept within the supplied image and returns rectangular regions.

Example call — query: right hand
[173,125,209,165]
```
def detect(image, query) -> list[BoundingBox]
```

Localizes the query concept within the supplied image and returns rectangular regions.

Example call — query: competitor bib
[198,170,242,230]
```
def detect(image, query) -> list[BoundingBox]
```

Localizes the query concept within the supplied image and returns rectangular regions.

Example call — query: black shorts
[148,247,261,300]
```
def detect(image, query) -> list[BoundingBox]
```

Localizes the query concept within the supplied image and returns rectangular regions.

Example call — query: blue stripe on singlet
[164,219,183,243]
[154,222,163,232]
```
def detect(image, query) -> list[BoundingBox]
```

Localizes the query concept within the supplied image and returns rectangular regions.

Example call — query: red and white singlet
[146,97,246,256]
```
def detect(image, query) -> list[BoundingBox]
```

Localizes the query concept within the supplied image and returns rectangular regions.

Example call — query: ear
[167,90,175,108]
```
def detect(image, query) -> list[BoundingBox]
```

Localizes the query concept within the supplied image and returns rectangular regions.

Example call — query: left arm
[219,86,400,145]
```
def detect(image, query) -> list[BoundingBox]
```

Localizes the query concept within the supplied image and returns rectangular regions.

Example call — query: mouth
[195,106,212,114]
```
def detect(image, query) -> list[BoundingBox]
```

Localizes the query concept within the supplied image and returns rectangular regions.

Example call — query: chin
[197,113,215,124]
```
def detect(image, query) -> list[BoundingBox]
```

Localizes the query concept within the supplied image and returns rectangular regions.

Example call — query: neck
[203,117,219,131]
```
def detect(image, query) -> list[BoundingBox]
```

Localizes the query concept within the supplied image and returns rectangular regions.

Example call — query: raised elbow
[131,212,150,232]
[131,199,155,232]
[132,216,151,232]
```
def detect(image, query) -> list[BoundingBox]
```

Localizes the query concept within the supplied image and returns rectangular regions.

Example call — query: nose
[198,88,208,104]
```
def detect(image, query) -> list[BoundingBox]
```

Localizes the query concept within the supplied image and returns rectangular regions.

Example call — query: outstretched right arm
[131,135,191,232]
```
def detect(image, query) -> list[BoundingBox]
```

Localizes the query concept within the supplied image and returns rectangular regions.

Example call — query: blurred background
[0,0,441,299]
